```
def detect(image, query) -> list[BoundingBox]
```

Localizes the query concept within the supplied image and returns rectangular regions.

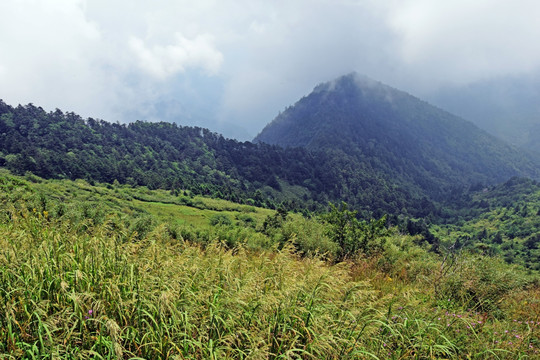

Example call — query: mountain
[0,99,452,218]
[1,74,539,220]
[424,74,540,153]
[254,73,540,202]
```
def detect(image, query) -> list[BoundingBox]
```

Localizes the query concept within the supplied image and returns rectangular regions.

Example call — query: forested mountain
[1,74,539,219]
[255,73,540,202]
[0,100,424,216]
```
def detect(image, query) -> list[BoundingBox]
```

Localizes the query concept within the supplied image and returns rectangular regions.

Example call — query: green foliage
[4,96,538,222]
[261,206,288,235]
[235,213,256,228]
[434,177,540,269]
[279,217,338,259]
[209,213,232,226]
[321,202,389,261]
[433,252,529,315]
[0,172,539,358]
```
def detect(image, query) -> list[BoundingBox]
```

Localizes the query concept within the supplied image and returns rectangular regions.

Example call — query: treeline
[0,101,427,218]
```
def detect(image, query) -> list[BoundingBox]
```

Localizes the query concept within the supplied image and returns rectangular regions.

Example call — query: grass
[1,171,539,359]
[1,213,379,358]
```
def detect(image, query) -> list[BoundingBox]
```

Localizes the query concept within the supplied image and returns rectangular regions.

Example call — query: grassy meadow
[0,171,539,359]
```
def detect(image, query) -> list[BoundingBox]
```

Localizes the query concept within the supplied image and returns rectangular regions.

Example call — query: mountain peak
[254,73,539,192]
[254,73,413,148]
[313,72,387,95]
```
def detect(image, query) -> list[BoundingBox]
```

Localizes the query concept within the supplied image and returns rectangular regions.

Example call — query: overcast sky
[1,0,540,140]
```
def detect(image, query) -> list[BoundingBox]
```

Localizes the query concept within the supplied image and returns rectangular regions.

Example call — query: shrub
[321,202,389,261]
[209,213,232,226]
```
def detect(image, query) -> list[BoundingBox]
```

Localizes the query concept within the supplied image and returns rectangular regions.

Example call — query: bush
[321,202,389,261]
[235,213,256,228]
[209,213,232,226]
[280,217,338,259]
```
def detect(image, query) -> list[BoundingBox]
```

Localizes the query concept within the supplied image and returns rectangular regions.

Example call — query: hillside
[1,73,540,220]
[255,73,540,201]
[0,100,438,217]
[0,100,324,210]
[1,171,539,358]
[433,177,540,270]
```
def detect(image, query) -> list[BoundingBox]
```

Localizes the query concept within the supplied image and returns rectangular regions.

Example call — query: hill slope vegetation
[1,73,539,222]
[255,73,540,202]
[1,172,539,359]
[0,99,443,217]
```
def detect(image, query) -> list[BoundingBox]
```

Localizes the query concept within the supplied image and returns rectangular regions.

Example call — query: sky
[1,0,540,140]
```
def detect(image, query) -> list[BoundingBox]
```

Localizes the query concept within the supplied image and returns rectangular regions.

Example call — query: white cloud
[1,0,540,139]
[217,0,398,134]
[0,0,107,116]
[382,0,540,87]
[129,33,223,79]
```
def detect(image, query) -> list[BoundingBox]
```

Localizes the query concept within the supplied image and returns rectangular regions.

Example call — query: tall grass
[1,209,378,358]
[1,174,539,359]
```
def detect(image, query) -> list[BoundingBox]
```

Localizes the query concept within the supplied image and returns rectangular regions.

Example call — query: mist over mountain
[255,73,540,198]
[1,73,539,220]
[425,74,540,154]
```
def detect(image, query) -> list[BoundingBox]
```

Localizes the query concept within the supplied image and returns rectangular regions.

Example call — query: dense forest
[0,100,431,218]
[2,94,538,223]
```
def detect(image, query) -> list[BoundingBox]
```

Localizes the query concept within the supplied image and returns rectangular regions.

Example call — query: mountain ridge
[254,73,540,197]
[1,73,539,219]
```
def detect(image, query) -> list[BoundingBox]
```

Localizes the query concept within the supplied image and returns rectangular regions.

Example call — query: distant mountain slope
[255,73,540,199]
[424,75,540,154]
[525,123,540,154]
[0,100,425,216]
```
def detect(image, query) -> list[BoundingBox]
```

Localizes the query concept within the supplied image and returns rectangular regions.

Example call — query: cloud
[1,0,539,140]
[382,0,540,88]
[0,0,109,117]
[129,33,223,80]
[217,0,398,135]
[0,0,227,126]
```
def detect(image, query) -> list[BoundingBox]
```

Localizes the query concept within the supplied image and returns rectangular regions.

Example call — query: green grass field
[1,171,539,359]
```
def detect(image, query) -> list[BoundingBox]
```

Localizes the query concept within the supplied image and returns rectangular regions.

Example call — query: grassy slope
[4,171,273,232]
[1,171,540,359]
[434,180,540,270]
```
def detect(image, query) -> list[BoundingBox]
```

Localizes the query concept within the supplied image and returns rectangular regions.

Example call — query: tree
[321,202,388,261]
